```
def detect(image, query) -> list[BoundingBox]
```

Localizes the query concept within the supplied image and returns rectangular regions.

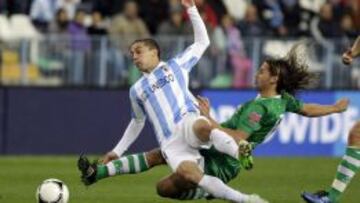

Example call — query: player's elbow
[299,106,316,117]
[196,36,210,49]
[195,39,210,55]
[202,37,210,48]
[132,118,145,125]
[299,110,311,117]
[299,111,316,117]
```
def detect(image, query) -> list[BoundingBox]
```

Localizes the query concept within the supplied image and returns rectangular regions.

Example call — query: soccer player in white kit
[80,0,267,202]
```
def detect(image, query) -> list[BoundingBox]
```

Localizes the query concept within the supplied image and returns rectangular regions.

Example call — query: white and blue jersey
[130,54,202,145]
[112,6,210,156]
[130,6,210,146]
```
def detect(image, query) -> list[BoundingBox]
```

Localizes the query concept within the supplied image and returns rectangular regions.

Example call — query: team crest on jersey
[249,112,262,124]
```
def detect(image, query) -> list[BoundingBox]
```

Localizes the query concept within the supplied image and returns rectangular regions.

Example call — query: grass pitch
[0,156,359,203]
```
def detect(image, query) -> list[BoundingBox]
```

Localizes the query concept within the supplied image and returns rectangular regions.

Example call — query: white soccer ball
[36,178,69,203]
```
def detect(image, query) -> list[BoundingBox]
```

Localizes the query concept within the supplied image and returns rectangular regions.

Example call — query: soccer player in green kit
[78,44,349,201]
[302,36,360,203]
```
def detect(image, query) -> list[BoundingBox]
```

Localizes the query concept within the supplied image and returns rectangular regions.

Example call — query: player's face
[255,62,277,90]
[129,42,157,72]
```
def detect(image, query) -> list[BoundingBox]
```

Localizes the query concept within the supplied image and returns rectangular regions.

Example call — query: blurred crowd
[0,0,358,39]
[0,0,359,88]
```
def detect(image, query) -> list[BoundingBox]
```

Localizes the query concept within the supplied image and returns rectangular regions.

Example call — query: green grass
[0,156,359,203]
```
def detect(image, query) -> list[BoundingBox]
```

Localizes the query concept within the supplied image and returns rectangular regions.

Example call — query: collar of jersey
[255,94,281,100]
[142,61,166,77]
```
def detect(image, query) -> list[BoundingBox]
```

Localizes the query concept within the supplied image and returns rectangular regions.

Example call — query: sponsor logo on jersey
[141,73,175,102]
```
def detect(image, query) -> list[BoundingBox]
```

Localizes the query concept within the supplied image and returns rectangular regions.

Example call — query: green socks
[328,147,360,202]
[96,153,150,181]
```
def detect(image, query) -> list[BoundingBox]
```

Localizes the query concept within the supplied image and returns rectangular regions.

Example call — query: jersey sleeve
[234,103,266,134]
[170,6,210,72]
[283,92,304,113]
[129,87,146,122]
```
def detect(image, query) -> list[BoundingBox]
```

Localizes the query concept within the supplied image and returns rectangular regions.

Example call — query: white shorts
[161,113,210,172]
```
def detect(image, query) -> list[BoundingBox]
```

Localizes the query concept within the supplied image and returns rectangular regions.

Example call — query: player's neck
[259,88,278,98]
[144,60,161,73]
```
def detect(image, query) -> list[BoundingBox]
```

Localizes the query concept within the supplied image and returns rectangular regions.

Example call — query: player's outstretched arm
[101,88,147,164]
[299,98,349,117]
[171,0,210,71]
[342,36,360,65]
[182,0,210,47]
[101,119,146,164]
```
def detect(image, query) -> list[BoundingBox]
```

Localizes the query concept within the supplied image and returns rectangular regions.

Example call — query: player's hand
[342,49,353,65]
[197,95,210,117]
[181,0,195,8]
[100,151,119,164]
[334,98,349,113]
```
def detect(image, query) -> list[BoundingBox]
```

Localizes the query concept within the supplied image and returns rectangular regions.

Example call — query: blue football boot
[301,191,333,203]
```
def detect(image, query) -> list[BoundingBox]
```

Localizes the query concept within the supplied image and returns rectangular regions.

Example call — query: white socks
[198,175,249,202]
[210,128,239,159]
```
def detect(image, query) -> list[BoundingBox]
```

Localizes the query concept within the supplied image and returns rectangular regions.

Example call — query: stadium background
[0,0,359,202]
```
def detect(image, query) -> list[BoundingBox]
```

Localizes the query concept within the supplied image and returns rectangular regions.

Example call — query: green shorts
[200,146,241,183]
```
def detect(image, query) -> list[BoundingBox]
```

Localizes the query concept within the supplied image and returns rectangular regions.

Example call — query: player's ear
[150,49,157,57]
[270,75,278,84]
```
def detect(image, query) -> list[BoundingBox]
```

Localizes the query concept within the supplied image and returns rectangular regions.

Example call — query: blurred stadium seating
[0,0,358,88]
[0,35,358,88]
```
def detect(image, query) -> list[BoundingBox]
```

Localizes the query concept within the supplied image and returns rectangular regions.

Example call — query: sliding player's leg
[157,161,266,203]
[192,117,241,159]
[190,115,253,162]
[175,161,252,203]
[162,137,267,203]
[78,148,166,185]
[302,122,360,203]
[156,172,200,200]
[156,146,253,201]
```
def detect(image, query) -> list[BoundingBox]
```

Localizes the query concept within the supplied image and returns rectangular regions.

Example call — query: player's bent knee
[192,119,212,142]
[352,122,360,134]
[145,148,166,167]
[348,122,360,147]
[176,162,202,184]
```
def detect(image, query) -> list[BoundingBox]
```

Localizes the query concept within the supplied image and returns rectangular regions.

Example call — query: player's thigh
[145,148,166,167]
[162,126,205,172]
[163,146,204,172]
[183,114,212,148]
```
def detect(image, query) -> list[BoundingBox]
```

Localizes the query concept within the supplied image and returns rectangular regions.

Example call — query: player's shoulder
[165,58,180,68]
[164,59,186,74]
[244,100,267,112]
[281,91,296,99]
[129,77,145,95]
[280,91,301,104]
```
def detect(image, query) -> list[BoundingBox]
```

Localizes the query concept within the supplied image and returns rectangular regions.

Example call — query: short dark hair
[265,44,317,95]
[130,38,161,59]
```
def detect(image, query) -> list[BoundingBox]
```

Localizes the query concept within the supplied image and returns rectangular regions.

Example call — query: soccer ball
[36,178,69,203]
